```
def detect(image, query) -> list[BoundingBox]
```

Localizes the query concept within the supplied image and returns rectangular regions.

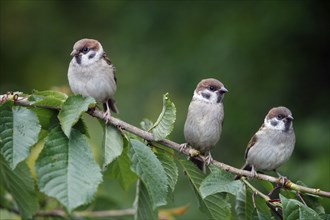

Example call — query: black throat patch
[75,56,81,65]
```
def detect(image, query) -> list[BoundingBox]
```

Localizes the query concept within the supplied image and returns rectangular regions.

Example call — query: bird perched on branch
[68,38,118,123]
[181,78,228,170]
[235,106,295,179]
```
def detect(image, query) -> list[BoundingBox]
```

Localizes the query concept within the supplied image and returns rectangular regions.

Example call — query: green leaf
[280,194,322,220]
[35,127,102,212]
[140,118,154,131]
[294,181,325,215]
[29,90,67,108]
[150,93,176,141]
[235,184,254,220]
[180,159,231,219]
[154,146,178,192]
[129,139,168,209]
[320,214,330,220]
[200,164,243,198]
[31,108,58,131]
[108,137,137,190]
[73,118,90,137]
[0,102,41,169]
[134,179,158,220]
[0,156,38,219]
[254,193,273,220]
[29,90,68,103]
[58,95,96,137]
[102,125,123,169]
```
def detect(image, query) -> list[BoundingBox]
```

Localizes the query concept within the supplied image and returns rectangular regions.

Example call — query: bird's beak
[287,115,294,120]
[70,49,79,56]
[220,87,228,93]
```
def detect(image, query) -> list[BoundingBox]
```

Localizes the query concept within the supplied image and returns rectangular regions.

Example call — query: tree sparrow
[182,78,228,170]
[235,106,295,179]
[68,38,118,122]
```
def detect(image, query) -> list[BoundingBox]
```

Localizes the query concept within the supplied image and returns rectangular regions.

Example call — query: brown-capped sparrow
[68,38,118,122]
[181,78,228,170]
[235,106,295,179]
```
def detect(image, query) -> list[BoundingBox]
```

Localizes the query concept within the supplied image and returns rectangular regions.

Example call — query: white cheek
[194,90,218,104]
[265,118,286,131]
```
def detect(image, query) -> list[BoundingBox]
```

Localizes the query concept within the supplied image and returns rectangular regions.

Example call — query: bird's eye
[209,86,216,91]
[81,47,89,54]
[277,114,285,120]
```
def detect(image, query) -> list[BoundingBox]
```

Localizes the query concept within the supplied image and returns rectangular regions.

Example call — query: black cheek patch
[75,56,81,65]
[201,92,211,100]
[271,120,278,127]
[88,52,96,59]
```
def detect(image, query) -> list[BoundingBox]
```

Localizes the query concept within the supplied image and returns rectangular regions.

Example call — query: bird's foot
[267,171,288,197]
[251,165,258,178]
[103,109,111,124]
[205,152,213,165]
[179,143,188,152]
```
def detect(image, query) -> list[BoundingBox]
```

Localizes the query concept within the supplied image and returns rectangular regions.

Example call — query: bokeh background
[1,0,329,218]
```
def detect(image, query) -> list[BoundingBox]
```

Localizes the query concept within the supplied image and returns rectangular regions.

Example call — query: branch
[10,97,330,198]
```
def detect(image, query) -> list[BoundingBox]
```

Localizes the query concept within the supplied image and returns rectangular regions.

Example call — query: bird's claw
[251,165,258,178]
[205,152,213,165]
[179,143,188,152]
[103,110,111,124]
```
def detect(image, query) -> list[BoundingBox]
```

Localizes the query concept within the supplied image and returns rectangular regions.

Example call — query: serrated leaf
[108,138,137,190]
[0,102,41,169]
[235,184,254,220]
[102,125,123,169]
[58,95,96,137]
[280,194,322,220]
[129,139,168,209]
[134,179,158,220]
[180,159,231,219]
[35,127,102,212]
[154,146,178,192]
[150,93,176,141]
[200,164,243,198]
[0,156,38,219]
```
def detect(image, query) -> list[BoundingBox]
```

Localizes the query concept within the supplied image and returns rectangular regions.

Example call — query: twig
[8,97,330,198]
[241,178,271,202]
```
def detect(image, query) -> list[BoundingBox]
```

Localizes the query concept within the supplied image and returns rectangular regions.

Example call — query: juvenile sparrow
[68,38,118,122]
[182,78,228,170]
[235,106,295,179]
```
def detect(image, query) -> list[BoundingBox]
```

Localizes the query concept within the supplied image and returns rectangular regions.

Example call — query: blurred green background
[1,0,329,218]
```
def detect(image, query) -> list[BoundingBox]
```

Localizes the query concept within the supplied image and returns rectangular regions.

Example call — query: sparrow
[182,78,228,170]
[68,38,118,122]
[235,106,295,179]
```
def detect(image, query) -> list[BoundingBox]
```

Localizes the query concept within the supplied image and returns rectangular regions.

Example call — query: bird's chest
[68,62,115,101]
[247,130,294,170]
[184,101,223,151]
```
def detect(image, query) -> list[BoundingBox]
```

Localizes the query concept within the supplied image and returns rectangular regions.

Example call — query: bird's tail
[190,157,205,172]
[234,163,252,180]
